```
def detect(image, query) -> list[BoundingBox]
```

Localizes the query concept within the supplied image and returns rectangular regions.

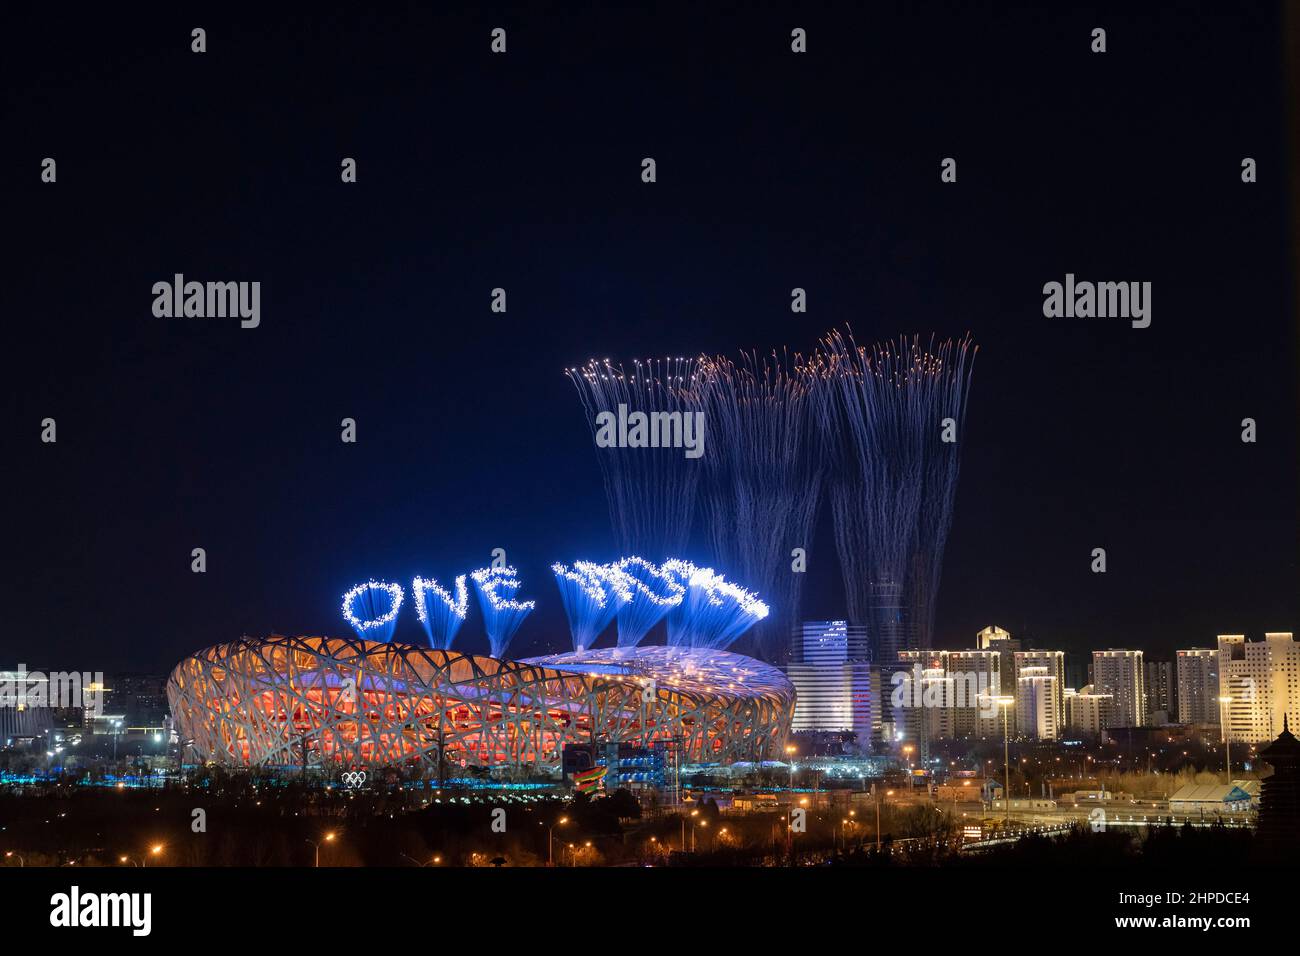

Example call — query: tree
[602,788,641,820]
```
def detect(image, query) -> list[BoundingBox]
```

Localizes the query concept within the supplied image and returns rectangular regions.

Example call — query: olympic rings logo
[341,771,367,789]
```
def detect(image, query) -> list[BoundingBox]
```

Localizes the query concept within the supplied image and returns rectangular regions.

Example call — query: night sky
[5,2,1295,673]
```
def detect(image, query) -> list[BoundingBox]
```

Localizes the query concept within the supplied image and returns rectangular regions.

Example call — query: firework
[814,330,976,660]
[609,556,684,647]
[662,559,770,650]
[566,331,972,667]
[411,575,468,649]
[692,349,826,660]
[469,566,536,658]
[566,357,702,556]
[341,580,404,642]
[552,561,631,651]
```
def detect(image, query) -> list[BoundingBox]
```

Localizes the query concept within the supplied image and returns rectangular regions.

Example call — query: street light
[305,831,336,868]
[4,851,23,867]
[144,844,164,867]
[785,744,797,790]
[683,809,698,852]
[996,696,1015,823]
[1218,696,1233,782]
[692,819,707,853]
[567,841,590,867]
[119,855,139,867]
[548,816,568,866]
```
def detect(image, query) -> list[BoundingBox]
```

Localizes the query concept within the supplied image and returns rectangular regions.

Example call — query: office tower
[1176,649,1220,726]
[1217,633,1300,743]
[787,662,878,736]
[786,621,877,739]
[868,586,919,749]
[1092,650,1147,727]
[1016,665,1060,740]
[870,581,920,661]
[793,620,869,665]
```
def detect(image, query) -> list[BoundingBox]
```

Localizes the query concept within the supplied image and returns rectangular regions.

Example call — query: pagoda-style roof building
[1256,716,1300,850]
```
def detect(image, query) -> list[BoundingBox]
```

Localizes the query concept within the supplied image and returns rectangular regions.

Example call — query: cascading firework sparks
[552,561,631,652]
[663,559,769,650]
[813,330,976,660]
[566,357,702,556]
[610,556,684,648]
[341,580,405,642]
[470,566,536,658]
[692,349,826,661]
[412,575,468,649]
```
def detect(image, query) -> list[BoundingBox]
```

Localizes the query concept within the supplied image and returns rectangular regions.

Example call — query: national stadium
[166,635,795,770]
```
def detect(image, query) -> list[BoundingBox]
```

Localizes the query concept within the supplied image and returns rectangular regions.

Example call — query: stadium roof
[520,645,794,701]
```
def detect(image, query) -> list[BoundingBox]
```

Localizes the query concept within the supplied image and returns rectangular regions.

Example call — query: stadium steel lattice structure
[167,635,794,770]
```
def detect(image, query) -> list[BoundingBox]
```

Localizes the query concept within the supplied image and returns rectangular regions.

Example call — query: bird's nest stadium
[166,635,795,771]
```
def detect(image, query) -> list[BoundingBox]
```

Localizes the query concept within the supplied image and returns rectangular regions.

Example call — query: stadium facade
[167,635,794,771]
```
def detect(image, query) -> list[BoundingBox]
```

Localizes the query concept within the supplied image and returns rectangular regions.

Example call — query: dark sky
[4,2,1295,673]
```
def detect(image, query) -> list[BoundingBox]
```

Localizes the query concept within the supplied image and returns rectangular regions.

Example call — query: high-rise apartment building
[976,625,1012,649]
[1016,665,1060,740]
[1014,650,1066,726]
[1092,650,1146,727]
[1064,685,1113,737]
[947,649,1004,737]
[1217,633,1300,744]
[1144,660,1174,724]
[1176,649,1220,726]
[894,649,1004,741]
[893,653,954,741]
[975,626,1020,692]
